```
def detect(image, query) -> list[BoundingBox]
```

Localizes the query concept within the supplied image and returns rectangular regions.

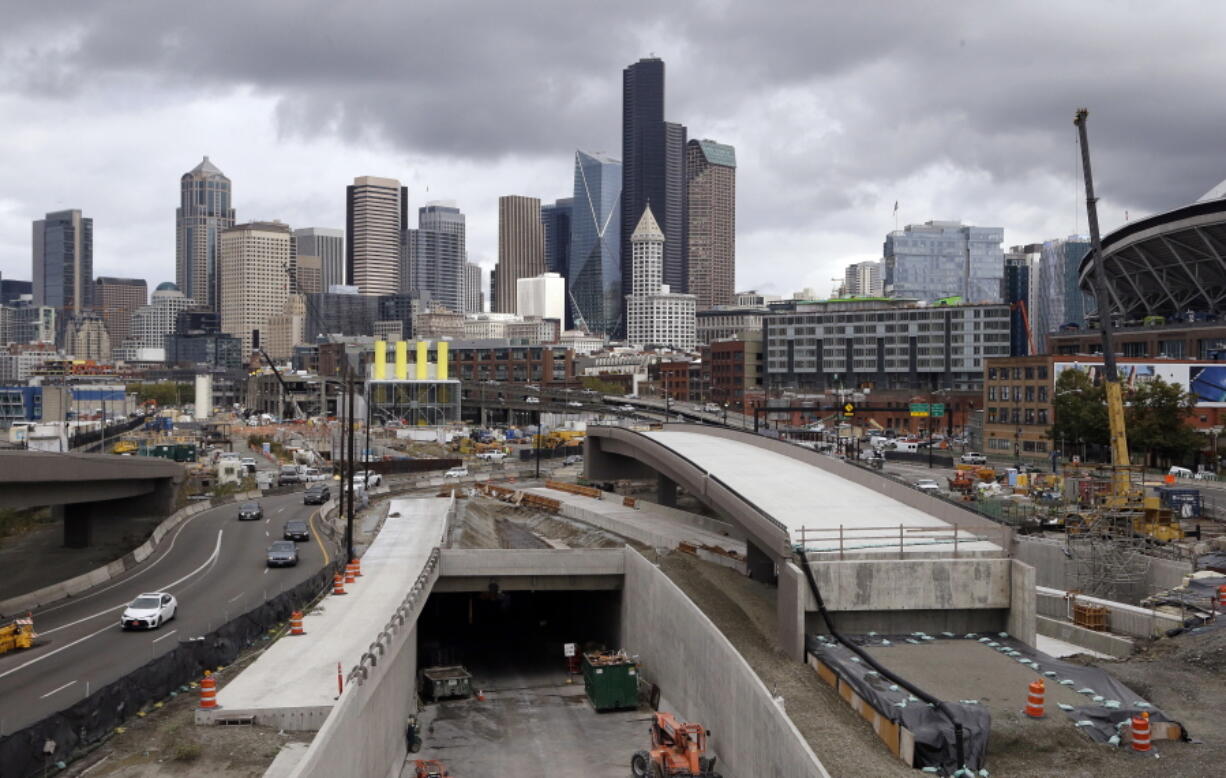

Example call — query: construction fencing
[0,566,337,778]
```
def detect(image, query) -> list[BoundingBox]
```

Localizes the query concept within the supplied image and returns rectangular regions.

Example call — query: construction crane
[1074,109,1140,508]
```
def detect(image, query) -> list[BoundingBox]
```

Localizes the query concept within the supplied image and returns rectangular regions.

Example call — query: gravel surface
[659,553,914,778]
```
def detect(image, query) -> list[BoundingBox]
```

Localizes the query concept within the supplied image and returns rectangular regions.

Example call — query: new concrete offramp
[584,424,1034,659]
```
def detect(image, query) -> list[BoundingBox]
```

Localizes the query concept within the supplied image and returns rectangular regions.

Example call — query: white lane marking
[265,530,270,537]
[228,592,243,603]
[39,680,77,699]
[152,629,178,644]
[263,568,269,575]
[39,530,224,637]
[34,504,206,618]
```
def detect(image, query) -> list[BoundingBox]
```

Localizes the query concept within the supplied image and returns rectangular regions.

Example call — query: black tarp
[0,566,335,778]
[807,635,990,775]
[807,632,1188,773]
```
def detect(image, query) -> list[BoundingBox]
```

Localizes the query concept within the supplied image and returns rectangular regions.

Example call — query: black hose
[795,549,968,772]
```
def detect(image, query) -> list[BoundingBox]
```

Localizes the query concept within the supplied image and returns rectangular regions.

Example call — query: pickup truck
[959,452,987,465]
[476,451,506,462]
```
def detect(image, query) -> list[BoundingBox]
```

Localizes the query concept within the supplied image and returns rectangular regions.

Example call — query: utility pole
[535,409,542,479]
[345,376,356,563]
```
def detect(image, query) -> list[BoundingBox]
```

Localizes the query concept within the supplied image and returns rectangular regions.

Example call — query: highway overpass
[0,450,184,547]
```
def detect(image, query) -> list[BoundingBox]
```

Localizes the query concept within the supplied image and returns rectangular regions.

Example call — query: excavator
[1071,110,1183,543]
[630,712,722,778]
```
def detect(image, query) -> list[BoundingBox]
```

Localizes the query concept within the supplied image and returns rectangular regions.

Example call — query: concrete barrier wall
[439,548,625,577]
[1036,616,1133,658]
[621,548,830,778]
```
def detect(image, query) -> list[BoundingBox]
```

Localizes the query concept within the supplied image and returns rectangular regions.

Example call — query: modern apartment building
[176,157,235,310]
[696,307,766,344]
[883,221,1004,303]
[219,221,293,355]
[517,272,566,322]
[293,227,344,291]
[1033,236,1092,353]
[686,139,736,310]
[404,202,465,313]
[625,206,696,351]
[494,196,545,314]
[94,276,147,356]
[843,261,883,297]
[570,150,622,334]
[621,57,687,335]
[1002,245,1038,356]
[763,298,1012,393]
[346,176,406,296]
[33,209,93,315]
[118,282,197,359]
[464,261,483,314]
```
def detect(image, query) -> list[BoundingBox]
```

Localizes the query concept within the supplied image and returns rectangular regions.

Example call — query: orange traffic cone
[290,610,305,636]
[333,573,347,595]
[1023,678,1045,718]
[199,671,219,709]
[1131,712,1151,752]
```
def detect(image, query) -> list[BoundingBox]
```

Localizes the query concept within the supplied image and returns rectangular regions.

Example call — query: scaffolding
[1065,511,1153,598]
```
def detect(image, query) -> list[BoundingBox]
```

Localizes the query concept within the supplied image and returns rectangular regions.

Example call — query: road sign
[563,642,576,658]
[841,402,856,418]
[909,403,929,417]
[931,403,945,418]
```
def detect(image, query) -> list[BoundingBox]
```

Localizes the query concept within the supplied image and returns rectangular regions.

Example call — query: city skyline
[1,4,1224,301]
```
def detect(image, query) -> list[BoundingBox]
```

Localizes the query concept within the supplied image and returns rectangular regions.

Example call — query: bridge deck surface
[209,498,446,724]
[640,430,999,556]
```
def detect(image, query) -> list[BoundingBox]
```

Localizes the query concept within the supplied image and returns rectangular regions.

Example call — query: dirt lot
[659,552,1225,778]
[61,653,311,778]
[457,496,631,550]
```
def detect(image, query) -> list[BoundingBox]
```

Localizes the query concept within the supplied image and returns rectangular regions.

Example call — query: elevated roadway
[0,450,184,547]
[0,489,332,735]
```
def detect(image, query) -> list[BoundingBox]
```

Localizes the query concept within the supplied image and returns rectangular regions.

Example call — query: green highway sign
[910,402,945,418]
[909,403,929,417]
[931,403,945,418]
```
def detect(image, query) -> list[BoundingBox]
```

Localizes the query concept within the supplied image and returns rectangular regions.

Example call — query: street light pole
[345,377,355,564]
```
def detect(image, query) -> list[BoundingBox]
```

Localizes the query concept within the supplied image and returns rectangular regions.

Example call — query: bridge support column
[656,474,678,508]
[60,504,93,548]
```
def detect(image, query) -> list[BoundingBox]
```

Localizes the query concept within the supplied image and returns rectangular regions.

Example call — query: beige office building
[493,195,545,313]
[220,221,292,355]
[346,176,406,296]
[94,277,147,357]
[686,140,736,310]
[294,255,323,295]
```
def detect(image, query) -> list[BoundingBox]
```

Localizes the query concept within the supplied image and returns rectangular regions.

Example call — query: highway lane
[0,488,334,734]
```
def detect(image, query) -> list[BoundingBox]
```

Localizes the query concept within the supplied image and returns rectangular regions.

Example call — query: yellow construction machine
[0,614,35,655]
[1074,110,1182,543]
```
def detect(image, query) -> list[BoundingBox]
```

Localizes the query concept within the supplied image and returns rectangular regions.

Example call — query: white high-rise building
[843,260,883,297]
[346,177,406,296]
[219,221,293,355]
[117,282,197,360]
[517,272,566,322]
[626,206,696,350]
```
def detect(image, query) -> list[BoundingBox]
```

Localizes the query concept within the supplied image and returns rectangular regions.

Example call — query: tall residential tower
[686,139,736,310]
[176,157,235,311]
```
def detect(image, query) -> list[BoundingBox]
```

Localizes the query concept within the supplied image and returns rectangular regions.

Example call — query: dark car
[303,484,330,505]
[283,519,310,542]
[238,501,263,521]
[266,540,299,567]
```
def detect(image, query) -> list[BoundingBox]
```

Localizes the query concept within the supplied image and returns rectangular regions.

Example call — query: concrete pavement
[0,488,332,735]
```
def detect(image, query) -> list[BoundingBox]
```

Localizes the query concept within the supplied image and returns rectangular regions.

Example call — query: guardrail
[793,523,1003,559]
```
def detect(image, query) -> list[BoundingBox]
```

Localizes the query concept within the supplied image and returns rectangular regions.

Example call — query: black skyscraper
[620,58,687,336]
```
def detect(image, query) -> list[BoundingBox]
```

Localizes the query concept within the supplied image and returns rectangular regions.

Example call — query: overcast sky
[2,1,1224,299]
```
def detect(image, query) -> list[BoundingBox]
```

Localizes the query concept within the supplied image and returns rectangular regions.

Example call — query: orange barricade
[1023,678,1045,718]
[199,671,219,709]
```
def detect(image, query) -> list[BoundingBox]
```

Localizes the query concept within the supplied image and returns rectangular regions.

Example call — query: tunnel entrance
[417,589,623,686]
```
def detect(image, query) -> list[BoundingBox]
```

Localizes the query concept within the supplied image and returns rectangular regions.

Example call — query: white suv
[444,466,469,478]
[960,452,987,465]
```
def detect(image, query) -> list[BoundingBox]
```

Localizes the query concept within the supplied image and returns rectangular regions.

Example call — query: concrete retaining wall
[1036,616,1133,659]
[1036,585,1182,639]
[1014,536,1192,603]
[809,557,1012,611]
[621,549,830,778]
[0,491,259,616]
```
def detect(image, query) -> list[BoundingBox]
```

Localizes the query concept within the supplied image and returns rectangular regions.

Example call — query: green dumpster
[582,650,638,711]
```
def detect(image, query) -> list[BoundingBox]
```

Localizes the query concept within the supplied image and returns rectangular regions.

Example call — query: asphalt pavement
[0,488,333,735]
